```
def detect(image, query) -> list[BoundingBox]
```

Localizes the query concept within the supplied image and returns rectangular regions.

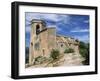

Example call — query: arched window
[36,24,40,35]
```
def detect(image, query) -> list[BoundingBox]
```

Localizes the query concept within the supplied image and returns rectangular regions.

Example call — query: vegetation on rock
[34,56,47,65]
[64,48,74,53]
[79,41,89,65]
[50,49,60,60]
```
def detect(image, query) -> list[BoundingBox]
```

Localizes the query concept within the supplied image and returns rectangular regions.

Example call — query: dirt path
[26,53,84,68]
[61,53,84,66]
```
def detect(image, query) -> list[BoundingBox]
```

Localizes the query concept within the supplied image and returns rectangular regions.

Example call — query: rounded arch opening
[36,24,40,35]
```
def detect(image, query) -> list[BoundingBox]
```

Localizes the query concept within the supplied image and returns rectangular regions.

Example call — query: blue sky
[25,12,89,47]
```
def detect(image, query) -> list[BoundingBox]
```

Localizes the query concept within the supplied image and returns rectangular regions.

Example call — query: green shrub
[64,48,74,53]
[79,41,89,65]
[34,56,47,64]
[50,49,60,60]
[75,39,79,42]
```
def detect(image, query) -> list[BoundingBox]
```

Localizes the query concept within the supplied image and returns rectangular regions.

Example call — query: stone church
[29,19,79,65]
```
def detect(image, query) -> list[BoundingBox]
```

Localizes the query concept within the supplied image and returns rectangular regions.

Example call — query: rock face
[28,19,83,67]
[62,53,84,66]
[56,35,79,54]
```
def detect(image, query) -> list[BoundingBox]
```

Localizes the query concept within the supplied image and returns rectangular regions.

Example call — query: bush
[79,49,87,57]
[50,49,60,60]
[64,48,74,53]
[75,39,79,42]
[34,56,47,64]
[79,42,89,65]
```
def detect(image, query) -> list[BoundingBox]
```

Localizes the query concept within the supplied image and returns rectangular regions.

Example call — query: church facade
[29,19,79,65]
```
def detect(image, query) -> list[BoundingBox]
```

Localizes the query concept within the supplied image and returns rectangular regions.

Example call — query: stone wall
[28,19,80,66]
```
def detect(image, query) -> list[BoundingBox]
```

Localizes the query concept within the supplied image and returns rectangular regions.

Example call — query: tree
[50,49,60,60]
[79,42,89,65]
[25,47,29,63]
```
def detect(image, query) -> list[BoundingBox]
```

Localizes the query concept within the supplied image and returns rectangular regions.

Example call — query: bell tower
[29,19,46,65]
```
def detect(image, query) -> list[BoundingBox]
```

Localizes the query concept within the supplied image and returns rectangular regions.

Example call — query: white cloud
[56,26,63,31]
[70,28,89,33]
[46,25,62,32]
[25,12,71,33]
[84,20,89,23]
[26,26,31,33]
[26,12,71,25]
[57,15,70,24]
[26,13,58,22]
